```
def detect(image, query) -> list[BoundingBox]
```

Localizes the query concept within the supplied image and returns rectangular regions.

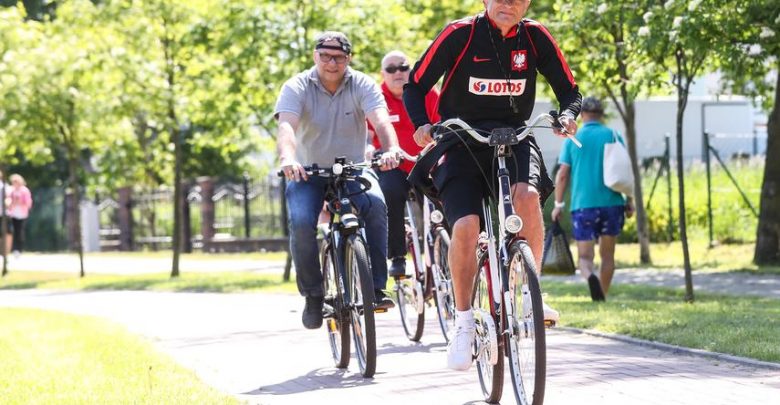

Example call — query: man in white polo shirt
[275,31,402,329]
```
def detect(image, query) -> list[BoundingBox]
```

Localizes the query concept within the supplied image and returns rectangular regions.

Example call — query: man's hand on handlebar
[413,123,434,147]
[554,115,578,138]
[378,146,402,171]
[280,156,308,182]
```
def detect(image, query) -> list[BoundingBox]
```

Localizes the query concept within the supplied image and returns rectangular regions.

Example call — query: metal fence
[94,176,285,251]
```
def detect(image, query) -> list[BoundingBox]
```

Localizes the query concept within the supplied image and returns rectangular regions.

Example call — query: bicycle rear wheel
[322,240,350,368]
[432,228,455,342]
[346,235,377,378]
[506,241,546,405]
[474,250,503,403]
[395,221,425,341]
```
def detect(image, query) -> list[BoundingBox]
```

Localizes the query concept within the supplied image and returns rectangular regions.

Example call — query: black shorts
[432,137,553,226]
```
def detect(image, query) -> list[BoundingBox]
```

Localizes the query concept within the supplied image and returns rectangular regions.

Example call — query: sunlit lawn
[543,281,780,363]
[0,308,238,404]
[613,241,780,274]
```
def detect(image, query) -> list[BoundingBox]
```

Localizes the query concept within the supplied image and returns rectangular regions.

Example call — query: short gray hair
[381,50,408,69]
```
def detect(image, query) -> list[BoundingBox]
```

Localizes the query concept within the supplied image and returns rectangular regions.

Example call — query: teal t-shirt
[558,121,627,211]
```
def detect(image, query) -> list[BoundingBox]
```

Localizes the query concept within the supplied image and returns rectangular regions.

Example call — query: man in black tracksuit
[403,0,582,371]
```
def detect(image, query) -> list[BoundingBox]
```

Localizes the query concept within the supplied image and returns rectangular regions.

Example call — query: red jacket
[370,82,440,173]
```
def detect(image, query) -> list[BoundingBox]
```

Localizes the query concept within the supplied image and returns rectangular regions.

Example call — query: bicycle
[280,157,380,378]
[432,112,579,404]
[392,151,455,343]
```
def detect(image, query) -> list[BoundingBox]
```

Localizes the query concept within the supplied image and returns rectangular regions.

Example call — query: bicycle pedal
[394,274,412,280]
[374,307,389,313]
[544,320,557,328]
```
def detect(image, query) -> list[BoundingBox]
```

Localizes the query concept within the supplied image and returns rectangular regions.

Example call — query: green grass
[612,241,780,274]
[0,271,298,294]
[543,281,780,363]
[0,308,239,404]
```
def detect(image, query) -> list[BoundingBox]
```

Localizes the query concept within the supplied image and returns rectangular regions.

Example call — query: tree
[715,1,780,265]
[3,0,121,277]
[0,6,34,275]
[641,0,729,302]
[555,1,666,265]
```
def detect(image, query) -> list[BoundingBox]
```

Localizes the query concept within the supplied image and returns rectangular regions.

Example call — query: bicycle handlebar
[432,112,582,148]
[397,149,418,163]
[276,159,379,178]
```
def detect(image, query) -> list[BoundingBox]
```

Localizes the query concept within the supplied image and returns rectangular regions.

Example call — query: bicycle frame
[320,162,371,309]
[475,143,521,353]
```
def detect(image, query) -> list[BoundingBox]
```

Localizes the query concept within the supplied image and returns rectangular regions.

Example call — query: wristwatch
[554,201,565,208]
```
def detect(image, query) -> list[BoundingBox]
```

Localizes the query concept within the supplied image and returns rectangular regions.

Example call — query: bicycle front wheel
[322,240,350,368]
[506,241,546,405]
[395,223,425,341]
[432,228,455,343]
[474,250,504,403]
[346,235,377,378]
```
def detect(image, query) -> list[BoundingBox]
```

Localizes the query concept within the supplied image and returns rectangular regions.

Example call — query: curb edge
[556,326,780,371]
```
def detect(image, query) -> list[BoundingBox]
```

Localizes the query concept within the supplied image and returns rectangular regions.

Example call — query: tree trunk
[754,70,780,264]
[67,152,85,278]
[624,102,652,263]
[171,125,182,278]
[613,25,652,264]
[675,48,694,302]
[163,12,182,278]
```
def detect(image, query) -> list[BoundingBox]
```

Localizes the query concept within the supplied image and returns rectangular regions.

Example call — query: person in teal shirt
[551,97,634,301]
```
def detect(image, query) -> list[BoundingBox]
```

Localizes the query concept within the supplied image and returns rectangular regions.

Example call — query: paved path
[549,268,780,299]
[1,290,778,404]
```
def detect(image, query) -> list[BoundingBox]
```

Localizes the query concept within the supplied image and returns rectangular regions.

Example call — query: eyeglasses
[384,64,410,74]
[318,52,348,65]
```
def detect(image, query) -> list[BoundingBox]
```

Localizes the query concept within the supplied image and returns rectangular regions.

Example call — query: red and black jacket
[404,13,582,128]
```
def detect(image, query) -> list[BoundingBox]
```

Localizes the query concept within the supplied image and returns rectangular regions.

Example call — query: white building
[533,96,766,171]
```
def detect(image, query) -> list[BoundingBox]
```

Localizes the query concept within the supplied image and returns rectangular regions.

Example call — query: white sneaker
[543,301,559,325]
[447,323,476,371]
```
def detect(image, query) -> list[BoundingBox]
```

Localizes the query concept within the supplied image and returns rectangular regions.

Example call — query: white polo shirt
[275,67,386,167]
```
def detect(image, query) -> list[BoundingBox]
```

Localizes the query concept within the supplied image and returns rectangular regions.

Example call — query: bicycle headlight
[342,213,359,229]
[332,163,343,175]
[430,210,444,224]
[504,215,523,234]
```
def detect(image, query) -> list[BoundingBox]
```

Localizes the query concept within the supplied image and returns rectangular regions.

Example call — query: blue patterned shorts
[571,206,625,241]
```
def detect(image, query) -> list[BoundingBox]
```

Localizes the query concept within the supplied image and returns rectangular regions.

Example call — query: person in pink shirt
[8,174,33,257]
[1,170,10,255]
[369,50,441,277]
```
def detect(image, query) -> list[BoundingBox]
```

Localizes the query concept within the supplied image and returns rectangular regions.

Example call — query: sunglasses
[384,64,410,74]
[318,52,348,65]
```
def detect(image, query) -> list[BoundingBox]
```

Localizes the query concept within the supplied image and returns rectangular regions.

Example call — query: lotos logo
[468,77,526,96]
[473,81,488,93]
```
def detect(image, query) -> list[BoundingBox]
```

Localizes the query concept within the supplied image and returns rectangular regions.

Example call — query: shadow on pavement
[246,367,376,396]
[377,341,446,355]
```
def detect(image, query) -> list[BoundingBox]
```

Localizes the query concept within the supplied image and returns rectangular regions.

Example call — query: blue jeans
[286,169,388,297]
[376,168,411,259]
